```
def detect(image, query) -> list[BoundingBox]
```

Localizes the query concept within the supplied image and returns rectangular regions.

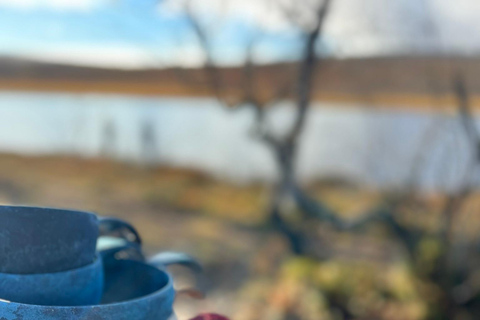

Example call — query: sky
[0,0,479,69]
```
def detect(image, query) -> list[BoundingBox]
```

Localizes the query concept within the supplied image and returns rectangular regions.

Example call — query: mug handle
[148,251,203,273]
[98,217,142,245]
[99,242,145,266]
[149,252,204,301]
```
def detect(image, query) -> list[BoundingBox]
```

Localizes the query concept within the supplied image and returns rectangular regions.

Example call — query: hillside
[0,56,480,108]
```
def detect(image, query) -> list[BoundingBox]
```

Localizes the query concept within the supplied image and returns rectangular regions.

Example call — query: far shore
[1,55,480,111]
[0,79,479,112]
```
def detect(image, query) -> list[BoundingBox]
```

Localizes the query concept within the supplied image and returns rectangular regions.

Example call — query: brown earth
[1,153,480,318]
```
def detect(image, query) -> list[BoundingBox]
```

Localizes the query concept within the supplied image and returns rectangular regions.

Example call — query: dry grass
[1,153,480,319]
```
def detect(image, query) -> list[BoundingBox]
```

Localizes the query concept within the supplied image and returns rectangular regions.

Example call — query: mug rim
[0,259,173,308]
[0,205,98,220]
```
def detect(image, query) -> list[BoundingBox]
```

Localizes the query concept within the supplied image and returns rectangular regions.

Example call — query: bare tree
[182,1,480,318]
[185,0,334,254]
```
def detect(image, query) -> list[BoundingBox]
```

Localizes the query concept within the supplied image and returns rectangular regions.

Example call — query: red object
[189,314,230,320]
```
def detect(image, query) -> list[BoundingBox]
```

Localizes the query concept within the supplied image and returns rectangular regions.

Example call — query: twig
[291,184,420,257]
[455,75,480,160]
[287,0,332,145]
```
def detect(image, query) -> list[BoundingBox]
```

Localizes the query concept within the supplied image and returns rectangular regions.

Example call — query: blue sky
[0,0,478,68]
[0,0,304,68]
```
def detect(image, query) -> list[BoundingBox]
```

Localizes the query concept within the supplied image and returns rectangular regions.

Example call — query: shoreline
[0,80,479,111]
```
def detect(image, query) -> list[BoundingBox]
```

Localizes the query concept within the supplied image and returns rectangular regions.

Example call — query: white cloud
[13,44,206,69]
[160,0,480,56]
[326,0,480,55]
[159,0,292,31]
[0,0,106,11]
[5,0,480,69]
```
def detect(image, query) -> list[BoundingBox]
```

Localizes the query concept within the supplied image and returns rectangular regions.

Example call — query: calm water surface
[0,91,473,191]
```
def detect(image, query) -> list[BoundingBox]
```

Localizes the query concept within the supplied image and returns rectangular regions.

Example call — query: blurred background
[1,0,480,319]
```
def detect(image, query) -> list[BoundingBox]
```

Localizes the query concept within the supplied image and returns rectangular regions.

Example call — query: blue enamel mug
[0,254,103,306]
[0,259,175,320]
[0,206,140,274]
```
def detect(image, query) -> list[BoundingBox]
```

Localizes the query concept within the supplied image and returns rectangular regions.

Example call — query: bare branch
[277,0,324,29]
[241,36,259,105]
[185,4,236,108]
[404,115,447,191]
[287,0,332,144]
[277,1,305,27]
[455,74,480,160]
[185,2,281,146]
[291,184,420,257]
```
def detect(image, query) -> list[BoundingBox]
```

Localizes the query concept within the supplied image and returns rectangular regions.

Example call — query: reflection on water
[0,91,473,191]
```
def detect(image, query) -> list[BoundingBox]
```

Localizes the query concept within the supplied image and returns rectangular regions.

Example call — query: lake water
[0,91,474,191]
